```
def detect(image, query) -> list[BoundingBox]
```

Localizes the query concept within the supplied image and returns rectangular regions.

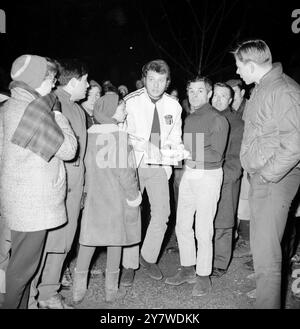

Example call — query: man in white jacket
[120,59,183,286]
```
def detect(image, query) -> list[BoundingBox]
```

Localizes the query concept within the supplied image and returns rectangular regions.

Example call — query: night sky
[0,0,299,96]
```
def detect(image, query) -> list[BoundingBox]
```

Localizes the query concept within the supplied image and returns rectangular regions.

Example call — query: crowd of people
[0,39,300,309]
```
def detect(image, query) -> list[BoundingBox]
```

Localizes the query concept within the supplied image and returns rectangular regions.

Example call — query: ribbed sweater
[183,103,229,170]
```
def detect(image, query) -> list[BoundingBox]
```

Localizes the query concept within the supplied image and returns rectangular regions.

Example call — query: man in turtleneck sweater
[165,77,229,297]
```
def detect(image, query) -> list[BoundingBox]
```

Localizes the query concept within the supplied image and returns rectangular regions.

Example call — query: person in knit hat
[0,54,77,309]
[72,97,141,304]
[10,54,48,89]
[29,58,89,309]
[93,82,119,124]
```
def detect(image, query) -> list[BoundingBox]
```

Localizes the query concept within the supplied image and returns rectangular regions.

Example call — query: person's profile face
[235,59,254,85]
[87,86,100,107]
[73,74,89,101]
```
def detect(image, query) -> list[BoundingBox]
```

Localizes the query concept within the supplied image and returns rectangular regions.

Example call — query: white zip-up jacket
[124,87,183,179]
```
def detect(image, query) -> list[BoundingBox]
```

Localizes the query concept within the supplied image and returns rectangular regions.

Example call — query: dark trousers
[249,168,300,309]
[213,228,233,270]
[1,229,46,309]
[173,167,184,210]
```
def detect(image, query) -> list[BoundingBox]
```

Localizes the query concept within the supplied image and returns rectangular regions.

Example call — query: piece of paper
[144,149,191,165]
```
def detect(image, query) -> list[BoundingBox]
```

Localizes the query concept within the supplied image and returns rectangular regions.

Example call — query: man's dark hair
[214,82,234,99]
[186,76,213,93]
[57,59,88,86]
[142,59,171,82]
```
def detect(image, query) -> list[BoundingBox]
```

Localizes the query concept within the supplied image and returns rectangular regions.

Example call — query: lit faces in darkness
[145,70,168,99]
[212,86,232,112]
[187,81,211,109]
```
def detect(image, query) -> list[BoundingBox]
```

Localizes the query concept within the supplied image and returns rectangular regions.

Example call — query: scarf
[10,81,64,162]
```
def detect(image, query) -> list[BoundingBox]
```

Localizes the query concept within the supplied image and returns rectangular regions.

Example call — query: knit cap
[93,92,119,124]
[10,55,47,89]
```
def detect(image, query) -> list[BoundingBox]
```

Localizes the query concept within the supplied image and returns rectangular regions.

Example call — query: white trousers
[175,166,223,276]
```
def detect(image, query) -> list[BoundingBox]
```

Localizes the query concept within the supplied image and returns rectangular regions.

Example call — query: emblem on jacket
[164,114,173,125]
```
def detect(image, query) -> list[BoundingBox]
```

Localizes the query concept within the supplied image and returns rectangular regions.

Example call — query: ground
[61,232,300,309]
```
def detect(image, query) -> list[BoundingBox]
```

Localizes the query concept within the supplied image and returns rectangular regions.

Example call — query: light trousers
[176,167,223,276]
[122,166,170,268]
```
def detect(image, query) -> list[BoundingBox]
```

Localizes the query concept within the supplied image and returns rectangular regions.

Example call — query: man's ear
[249,62,255,74]
[241,89,245,98]
[165,80,170,90]
[208,90,213,99]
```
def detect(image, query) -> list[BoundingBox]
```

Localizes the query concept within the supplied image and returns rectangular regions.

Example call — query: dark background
[0,0,299,97]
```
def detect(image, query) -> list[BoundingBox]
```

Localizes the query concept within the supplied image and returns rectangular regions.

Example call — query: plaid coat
[0,86,77,232]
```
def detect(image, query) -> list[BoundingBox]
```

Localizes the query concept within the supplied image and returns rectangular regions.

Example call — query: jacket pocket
[53,162,66,189]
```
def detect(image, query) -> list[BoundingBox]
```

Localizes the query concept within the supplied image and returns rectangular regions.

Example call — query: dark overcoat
[215,108,244,228]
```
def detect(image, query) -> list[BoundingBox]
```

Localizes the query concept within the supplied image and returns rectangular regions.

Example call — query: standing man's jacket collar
[258,62,283,87]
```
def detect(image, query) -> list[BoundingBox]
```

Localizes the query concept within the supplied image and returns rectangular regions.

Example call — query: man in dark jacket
[30,59,89,309]
[233,39,300,308]
[226,79,246,119]
[211,82,244,277]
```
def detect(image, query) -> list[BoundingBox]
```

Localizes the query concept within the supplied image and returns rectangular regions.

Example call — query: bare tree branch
[204,0,241,70]
[160,0,195,68]
[197,0,208,74]
[156,43,195,76]
[203,0,226,71]
[184,0,203,34]
[138,4,194,77]
[205,29,241,73]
